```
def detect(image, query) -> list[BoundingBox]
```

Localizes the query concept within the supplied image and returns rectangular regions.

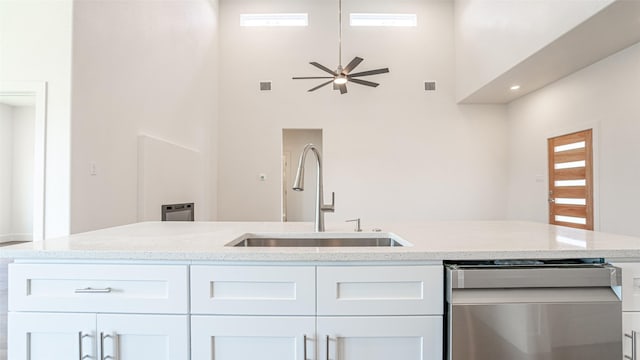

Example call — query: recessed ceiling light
[510,85,521,91]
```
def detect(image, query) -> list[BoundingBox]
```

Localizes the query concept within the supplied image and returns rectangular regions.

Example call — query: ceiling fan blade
[348,78,379,87]
[342,57,364,75]
[349,68,390,77]
[293,76,334,80]
[308,80,334,92]
[310,62,338,76]
[338,84,347,94]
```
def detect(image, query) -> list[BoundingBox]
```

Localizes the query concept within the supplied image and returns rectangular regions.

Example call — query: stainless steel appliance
[161,202,194,221]
[445,259,622,359]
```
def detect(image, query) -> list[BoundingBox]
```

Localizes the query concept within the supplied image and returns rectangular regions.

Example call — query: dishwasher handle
[449,286,621,305]
[447,265,621,289]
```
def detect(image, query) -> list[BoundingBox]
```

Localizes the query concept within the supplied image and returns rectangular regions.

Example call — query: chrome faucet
[292,144,335,232]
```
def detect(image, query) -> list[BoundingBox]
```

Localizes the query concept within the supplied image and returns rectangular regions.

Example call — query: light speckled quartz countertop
[1,221,640,262]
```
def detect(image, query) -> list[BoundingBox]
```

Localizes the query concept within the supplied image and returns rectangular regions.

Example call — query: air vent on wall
[260,81,272,91]
[424,81,436,91]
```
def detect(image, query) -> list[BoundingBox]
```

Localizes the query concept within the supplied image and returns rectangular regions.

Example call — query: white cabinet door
[191,315,315,360]
[623,312,640,360]
[8,312,95,360]
[317,316,442,360]
[98,314,188,360]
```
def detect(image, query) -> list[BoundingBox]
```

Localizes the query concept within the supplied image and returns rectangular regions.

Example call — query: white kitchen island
[2,220,640,360]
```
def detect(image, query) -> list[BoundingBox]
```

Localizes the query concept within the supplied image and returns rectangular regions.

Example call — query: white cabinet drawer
[191,265,316,315]
[8,263,188,313]
[317,265,443,316]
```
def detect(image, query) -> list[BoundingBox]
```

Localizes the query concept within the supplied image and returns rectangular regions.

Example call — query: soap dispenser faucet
[292,144,335,232]
[346,218,362,232]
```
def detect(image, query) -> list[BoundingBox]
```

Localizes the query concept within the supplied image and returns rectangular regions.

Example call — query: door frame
[0,81,47,241]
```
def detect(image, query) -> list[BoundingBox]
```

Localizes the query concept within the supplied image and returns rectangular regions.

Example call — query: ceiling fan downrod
[291,0,390,94]
[338,0,342,67]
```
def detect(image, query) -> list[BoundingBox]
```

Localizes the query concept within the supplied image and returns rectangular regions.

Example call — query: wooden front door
[547,129,594,230]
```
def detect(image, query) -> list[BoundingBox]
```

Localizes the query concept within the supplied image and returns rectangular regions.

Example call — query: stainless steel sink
[226,233,407,247]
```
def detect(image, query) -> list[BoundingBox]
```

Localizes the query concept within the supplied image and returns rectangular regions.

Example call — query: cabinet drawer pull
[303,334,308,360]
[114,333,120,360]
[75,287,112,294]
[100,332,108,360]
[326,335,330,360]
[101,332,119,360]
[78,332,90,360]
[626,331,638,360]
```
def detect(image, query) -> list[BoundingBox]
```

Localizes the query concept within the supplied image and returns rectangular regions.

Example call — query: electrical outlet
[89,162,97,176]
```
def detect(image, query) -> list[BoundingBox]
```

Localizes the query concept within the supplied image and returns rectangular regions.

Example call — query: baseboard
[0,233,32,243]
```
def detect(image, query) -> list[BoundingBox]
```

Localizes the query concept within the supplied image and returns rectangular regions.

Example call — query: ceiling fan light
[334,76,348,85]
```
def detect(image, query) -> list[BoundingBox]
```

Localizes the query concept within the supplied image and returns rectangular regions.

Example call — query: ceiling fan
[292,0,389,94]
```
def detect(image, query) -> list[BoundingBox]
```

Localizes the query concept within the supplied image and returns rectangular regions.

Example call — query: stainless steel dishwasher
[445,259,622,360]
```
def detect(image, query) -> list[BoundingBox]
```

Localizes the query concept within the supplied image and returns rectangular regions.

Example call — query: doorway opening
[547,129,593,230]
[0,82,47,242]
[282,129,323,222]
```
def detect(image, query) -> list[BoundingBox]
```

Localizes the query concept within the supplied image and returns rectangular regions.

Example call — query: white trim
[0,81,47,241]
[0,233,33,242]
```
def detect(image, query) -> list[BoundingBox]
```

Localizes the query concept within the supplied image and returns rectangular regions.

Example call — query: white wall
[454,0,613,101]
[217,0,509,223]
[0,0,73,238]
[506,41,640,236]
[0,105,13,239]
[70,0,219,233]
